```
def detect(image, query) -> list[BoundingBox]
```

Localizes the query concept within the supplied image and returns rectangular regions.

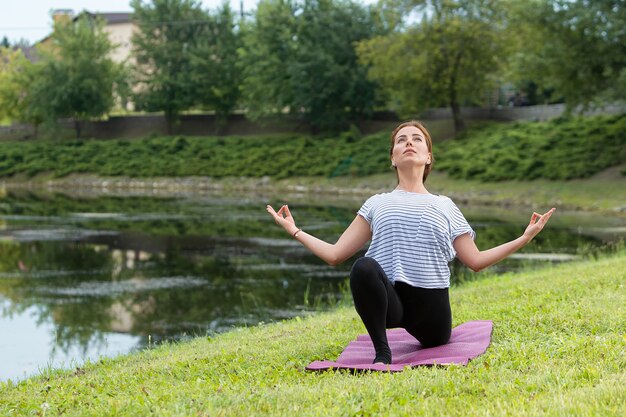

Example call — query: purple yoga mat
[306,320,493,372]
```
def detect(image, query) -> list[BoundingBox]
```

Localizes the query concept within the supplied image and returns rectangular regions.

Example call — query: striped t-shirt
[357,190,475,288]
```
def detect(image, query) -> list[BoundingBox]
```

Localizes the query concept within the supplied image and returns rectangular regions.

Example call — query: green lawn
[2,254,624,416]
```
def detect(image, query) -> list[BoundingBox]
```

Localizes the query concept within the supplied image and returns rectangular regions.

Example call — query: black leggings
[349,257,452,363]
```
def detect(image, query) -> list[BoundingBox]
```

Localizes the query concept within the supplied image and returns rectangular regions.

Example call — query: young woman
[266,121,555,364]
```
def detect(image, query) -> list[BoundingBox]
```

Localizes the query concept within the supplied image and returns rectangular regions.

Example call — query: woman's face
[391,125,431,168]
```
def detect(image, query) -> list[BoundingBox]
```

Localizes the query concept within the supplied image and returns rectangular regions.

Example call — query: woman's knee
[350,257,379,275]
[427,333,451,348]
[350,257,380,286]
[414,327,451,348]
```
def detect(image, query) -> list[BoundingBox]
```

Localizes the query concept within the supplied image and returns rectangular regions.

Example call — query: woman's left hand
[523,208,556,242]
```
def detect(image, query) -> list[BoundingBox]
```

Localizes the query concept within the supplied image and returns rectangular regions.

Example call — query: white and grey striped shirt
[358,190,475,289]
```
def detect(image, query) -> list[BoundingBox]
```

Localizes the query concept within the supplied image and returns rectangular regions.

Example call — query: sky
[0,0,263,44]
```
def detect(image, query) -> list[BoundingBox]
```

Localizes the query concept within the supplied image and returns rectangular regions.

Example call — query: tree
[240,0,380,133]
[238,0,297,125]
[131,0,208,133]
[34,15,120,138]
[1,37,9,48]
[507,0,626,110]
[0,48,27,123]
[0,47,47,133]
[357,0,507,132]
[189,2,242,131]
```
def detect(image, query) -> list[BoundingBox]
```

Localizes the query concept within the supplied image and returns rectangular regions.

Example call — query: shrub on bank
[0,114,623,181]
[0,130,388,180]
[436,114,626,181]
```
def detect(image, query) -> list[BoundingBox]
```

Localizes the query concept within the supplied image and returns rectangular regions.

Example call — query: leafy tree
[0,48,46,132]
[33,15,120,138]
[0,48,27,123]
[189,2,242,131]
[1,36,9,48]
[357,0,507,132]
[507,0,626,110]
[239,0,297,124]
[240,0,380,133]
[131,0,208,133]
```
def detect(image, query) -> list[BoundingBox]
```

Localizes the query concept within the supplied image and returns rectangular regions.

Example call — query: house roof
[80,12,133,25]
[17,45,39,62]
[35,10,133,49]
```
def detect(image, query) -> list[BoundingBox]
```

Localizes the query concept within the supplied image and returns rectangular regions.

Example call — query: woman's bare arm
[266,204,371,266]
[454,208,555,272]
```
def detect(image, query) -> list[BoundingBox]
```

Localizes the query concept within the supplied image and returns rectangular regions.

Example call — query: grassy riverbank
[1,114,624,182]
[276,168,626,214]
[4,166,624,216]
[2,253,624,416]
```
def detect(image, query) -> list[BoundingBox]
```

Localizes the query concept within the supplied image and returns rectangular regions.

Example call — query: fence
[419,103,626,121]
[1,104,624,141]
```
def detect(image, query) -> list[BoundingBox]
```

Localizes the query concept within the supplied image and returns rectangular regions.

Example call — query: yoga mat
[306,320,493,372]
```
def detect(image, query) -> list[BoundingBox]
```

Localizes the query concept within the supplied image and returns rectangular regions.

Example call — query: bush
[436,114,626,181]
[0,114,623,181]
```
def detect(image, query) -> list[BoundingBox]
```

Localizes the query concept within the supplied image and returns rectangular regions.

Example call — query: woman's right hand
[266,205,372,266]
[266,204,299,236]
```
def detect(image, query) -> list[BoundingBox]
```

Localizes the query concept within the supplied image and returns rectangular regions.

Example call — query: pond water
[0,189,624,382]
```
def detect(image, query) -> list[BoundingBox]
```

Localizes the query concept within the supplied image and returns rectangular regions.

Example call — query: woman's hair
[390,120,434,183]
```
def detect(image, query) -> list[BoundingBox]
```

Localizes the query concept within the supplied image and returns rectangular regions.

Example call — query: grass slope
[437,114,626,181]
[1,114,624,182]
[1,254,625,416]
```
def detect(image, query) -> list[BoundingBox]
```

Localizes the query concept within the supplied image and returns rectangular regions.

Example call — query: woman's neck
[396,170,428,194]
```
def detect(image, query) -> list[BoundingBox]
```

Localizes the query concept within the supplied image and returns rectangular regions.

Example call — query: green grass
[0,131,389,180]
[2,254,624,416]
[0,114,624,182]
[267,168,626,214]
[437,114,626,181]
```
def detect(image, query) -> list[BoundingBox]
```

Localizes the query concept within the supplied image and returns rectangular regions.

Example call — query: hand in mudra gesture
[523,208,556,242]
[266,204,298,235]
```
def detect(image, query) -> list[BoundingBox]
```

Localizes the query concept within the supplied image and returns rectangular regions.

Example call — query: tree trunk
[451,100,465,133]
[165,111,174,135]
[215,109,229,135]
[449,51,465,134]
[74,119,82,139]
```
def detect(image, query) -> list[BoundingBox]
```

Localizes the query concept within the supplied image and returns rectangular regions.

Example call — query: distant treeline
[0,114,623,181]
[0,0,624,137]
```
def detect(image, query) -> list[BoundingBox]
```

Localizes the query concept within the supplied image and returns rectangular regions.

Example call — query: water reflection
[0,190,623,381]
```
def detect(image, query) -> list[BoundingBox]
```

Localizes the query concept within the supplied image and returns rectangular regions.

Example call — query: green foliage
[506,0,626,109]
[0,131,390,180]
[130,0,208,131]
[1,115,624,182]
[437,114,626,181]
[31,16,121,138]
[0,48,29,123]
[189,3,242,128]
[1,254,624,415]
[357,0,508,132]
[240,0,380,133]
[48,17,118,121]
[0,17,122,137]
[0,48,47,130]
